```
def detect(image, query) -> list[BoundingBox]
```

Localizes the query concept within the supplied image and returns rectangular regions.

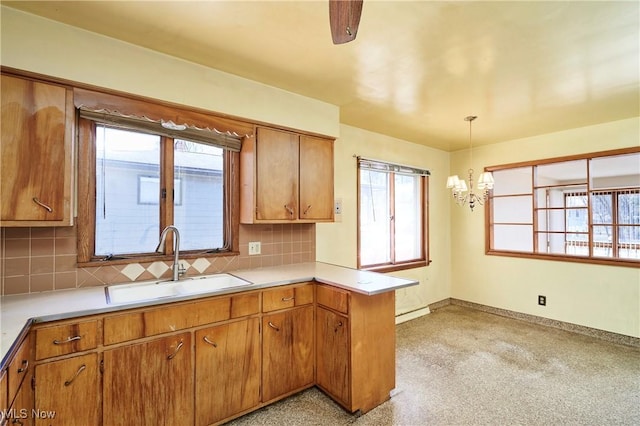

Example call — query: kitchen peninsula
[1,262,417,425]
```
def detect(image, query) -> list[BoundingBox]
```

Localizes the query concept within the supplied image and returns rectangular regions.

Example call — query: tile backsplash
[0,223,315,295]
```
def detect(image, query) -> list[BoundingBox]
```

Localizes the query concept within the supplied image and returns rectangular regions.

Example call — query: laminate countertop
[0,261,417,368]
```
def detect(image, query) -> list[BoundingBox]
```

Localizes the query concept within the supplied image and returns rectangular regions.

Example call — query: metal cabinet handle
[64,364,86,386]
[284,205,294,218]
[281,296,295,302]
[17,359,28,373]
[167,340,184,360]
[32,197,53,213]
[303,205,312,215]
[268,321,280,331]
[202,336,217,348]
[53,336,82,345]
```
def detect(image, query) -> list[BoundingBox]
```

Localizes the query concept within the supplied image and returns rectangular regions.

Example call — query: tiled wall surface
[0,223,315,295]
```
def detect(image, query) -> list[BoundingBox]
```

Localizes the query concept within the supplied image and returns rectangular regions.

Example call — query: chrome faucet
[155,225,186,281]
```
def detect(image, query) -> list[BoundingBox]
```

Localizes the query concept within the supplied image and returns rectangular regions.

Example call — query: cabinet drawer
[103,312,144,346]
[35,320,98,360]
[316,284,349,314]
[230,292,260,318]
[143,297,231,337]
[263,283,314,313]
[7,334,30,407]
[104,293,260,345]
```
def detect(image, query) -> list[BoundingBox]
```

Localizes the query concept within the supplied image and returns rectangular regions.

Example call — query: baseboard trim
[395,307,431,324]
[428,297,639,349]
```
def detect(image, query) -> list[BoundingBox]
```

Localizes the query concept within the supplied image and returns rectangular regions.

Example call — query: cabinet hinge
[100,359,104,374]
[161,188,167,199]
[31,375,36,390]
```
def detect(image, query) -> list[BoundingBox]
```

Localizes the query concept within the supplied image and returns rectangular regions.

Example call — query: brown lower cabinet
[195,318,261,426]
[316,306,350,406]
[315,284,396,414]
[4,334,33,426]
[34,353,99,426]
[262,305,315,402]
[102,333,193,426]
[3,282,396,425]
[8,376,33,426]
[0,369,6,425]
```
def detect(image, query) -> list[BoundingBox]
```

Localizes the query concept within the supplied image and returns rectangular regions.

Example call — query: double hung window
[357,158,429,271]
[488,148,640,267]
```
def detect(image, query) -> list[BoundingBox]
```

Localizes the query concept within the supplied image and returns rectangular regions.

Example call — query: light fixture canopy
[446,116,494,211]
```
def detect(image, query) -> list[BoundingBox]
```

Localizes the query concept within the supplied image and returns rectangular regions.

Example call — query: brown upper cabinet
[240,127,334,223]
[1,73,74,227]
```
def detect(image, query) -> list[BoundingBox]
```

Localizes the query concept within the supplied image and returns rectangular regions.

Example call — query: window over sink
[94,126,225,256]
[76,94,242,264]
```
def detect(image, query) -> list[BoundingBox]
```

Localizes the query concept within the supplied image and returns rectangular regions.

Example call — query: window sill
[361,260,429,273]
[486,250,640,268]
[78,250,240,268]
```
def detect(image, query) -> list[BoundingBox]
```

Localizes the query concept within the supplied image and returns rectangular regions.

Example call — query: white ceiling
[4,0,639,151]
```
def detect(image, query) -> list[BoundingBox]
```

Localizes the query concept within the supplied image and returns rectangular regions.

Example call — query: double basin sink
[105,274,252,305]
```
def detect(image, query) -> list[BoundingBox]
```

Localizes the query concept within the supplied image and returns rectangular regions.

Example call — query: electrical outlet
[538,295,546,306]
[335,198,342,215]
[334,198,343,222]
[248,242,261,255]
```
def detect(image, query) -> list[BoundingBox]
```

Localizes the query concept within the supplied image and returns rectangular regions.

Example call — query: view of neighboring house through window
[95,126,161,255]
[95,126,225,256]
[357,157,429,271]
[488,148,640,266]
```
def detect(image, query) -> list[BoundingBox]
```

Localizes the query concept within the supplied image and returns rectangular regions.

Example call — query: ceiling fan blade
[329,0,363,44]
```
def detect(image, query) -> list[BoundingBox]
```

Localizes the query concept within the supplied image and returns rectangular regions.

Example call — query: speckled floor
[226,305,640,425]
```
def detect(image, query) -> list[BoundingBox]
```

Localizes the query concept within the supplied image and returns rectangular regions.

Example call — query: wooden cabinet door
[316,307,350,406]
[255,127,299,220]
[103,333,193,426]
[0,369,7,425]
[0,74,72,225]
[195,318,261,426]
[262,305,314,401]
[34,353,99,425]
[299,135,334,221]
[8,375,34,426]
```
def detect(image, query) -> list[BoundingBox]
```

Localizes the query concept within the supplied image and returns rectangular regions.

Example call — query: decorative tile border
[429,298,640,349]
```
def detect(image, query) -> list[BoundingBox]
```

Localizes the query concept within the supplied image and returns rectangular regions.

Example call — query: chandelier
[446,116,494,211]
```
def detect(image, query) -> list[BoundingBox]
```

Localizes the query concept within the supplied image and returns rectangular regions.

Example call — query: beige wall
[0,6,339,138]
[316,124,452,317]
[449,117,640,338]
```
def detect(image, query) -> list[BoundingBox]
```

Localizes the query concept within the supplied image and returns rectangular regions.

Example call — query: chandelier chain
[446,115,493,211]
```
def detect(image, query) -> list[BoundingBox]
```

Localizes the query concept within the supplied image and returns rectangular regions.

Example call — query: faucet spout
[156,226,185,281]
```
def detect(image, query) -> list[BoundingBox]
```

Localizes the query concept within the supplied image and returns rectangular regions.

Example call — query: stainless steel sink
[105,274,252,305]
